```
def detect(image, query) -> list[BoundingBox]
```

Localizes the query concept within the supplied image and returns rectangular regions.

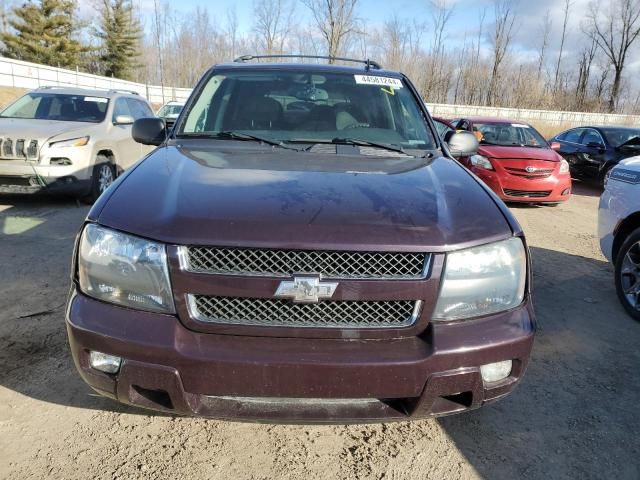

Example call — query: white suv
[0,87,155,203]
[599,157,640,320]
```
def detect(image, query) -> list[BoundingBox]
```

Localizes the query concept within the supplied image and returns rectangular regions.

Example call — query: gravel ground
[1,183,639,480]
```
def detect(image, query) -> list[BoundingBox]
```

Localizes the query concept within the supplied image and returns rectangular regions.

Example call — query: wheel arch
[613,212,640,261]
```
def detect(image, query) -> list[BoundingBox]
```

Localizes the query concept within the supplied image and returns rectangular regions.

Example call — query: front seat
[232,97,283,130]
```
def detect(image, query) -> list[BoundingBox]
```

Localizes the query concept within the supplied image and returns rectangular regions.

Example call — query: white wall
[427,103,640,127]
[0,57,192,104]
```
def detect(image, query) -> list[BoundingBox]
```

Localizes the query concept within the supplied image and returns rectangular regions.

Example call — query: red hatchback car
[451,117,572,204]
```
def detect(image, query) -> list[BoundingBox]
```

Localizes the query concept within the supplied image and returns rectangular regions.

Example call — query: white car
[156,101,184,126]
[599,156,640,320]
[0,87,155,203]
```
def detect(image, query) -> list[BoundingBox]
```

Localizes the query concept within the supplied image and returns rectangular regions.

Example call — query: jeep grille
[0,137,39,160]
[181,247,429,279]
[188,295,421,329]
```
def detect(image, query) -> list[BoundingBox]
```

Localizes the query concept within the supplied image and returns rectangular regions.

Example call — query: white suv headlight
[78,224,175,313]
[49,136,90,148]
[433,238,527,321]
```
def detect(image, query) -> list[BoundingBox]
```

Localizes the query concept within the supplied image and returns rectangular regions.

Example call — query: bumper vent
[503,189,551,198]
[188,295,422,329]
[182,247,429,279]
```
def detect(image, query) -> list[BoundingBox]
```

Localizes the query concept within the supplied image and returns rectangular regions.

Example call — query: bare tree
[537,10,552,79]
[301,0,359,60]
[486,0,516,106]
[554,0,572,91]
[588,0,640,111]
[253,0,294,55]
[576,30,598,109]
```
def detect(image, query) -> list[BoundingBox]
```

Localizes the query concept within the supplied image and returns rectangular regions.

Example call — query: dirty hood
[95,141,513,252]
[0,117,92,143]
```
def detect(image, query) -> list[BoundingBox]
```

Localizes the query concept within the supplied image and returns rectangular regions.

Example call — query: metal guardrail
[0,56,192,104]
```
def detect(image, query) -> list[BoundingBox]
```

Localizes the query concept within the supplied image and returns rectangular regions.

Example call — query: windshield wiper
[297,137,409,156]
[178,131,302,151]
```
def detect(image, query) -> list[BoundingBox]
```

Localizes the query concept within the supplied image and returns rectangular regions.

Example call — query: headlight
[50,136,90,148]
[78,224,175,313]
[470,154,494,170]
[433,238,527,321]
[559,159,570,174]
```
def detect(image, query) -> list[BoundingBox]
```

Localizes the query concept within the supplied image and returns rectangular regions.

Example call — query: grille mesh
[503,189,551,198]
[190,295,420,329]
[184,247,428,279]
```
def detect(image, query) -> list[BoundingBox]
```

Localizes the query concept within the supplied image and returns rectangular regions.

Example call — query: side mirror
[447,131,479,158]
[132,117,166,146]
[113,114,135,126]
[549,141,561,151]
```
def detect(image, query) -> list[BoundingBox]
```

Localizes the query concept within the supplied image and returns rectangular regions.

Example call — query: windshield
[158,104,183,118]
[601,128,640,148]
[0,93,109,123]
[178,70,436,151]
[474,122,548,148]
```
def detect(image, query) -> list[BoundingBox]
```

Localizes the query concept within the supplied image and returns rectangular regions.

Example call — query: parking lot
[0,183,638,480]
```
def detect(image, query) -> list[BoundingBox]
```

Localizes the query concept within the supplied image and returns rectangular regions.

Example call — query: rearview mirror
[549,141,561,151]
[132,117,166,146]
[447,131,479,158]
[113,114,135,126]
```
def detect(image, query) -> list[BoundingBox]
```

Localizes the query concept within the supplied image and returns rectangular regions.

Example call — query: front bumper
[0,174,90,195]
[0,156,92,195]
[472,168,572,203]
[67,289,535,423]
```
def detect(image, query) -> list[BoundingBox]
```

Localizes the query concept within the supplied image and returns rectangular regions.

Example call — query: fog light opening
[480,360,512,383]
[562,188,571,196]
[89,350,122,374]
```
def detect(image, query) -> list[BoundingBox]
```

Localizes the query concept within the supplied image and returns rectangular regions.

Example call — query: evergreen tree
[96,0,142,80]
[1,0,86,68]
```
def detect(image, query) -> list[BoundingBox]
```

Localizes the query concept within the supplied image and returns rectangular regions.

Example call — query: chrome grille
[2,138,13,157]
[15,139,25,158]
[189,295,421,329]
[504,167,553,179]
[27,140,38,158]
[0,137,39,160]
[182,247,428,279]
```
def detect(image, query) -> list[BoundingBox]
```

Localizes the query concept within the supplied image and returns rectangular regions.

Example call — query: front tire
[615,227,640,321]
[81,159,114,204]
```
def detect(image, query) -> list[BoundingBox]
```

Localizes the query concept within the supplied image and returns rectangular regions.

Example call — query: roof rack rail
[234,54,382,71]
[107,89,139,96]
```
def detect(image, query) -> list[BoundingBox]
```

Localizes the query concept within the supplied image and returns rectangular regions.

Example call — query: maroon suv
[66,57,535,423]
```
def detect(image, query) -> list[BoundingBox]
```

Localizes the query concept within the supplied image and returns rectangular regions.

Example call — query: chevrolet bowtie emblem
[274,276,339,303]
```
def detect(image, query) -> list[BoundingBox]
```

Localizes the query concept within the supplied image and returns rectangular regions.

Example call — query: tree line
[2,0,640,115]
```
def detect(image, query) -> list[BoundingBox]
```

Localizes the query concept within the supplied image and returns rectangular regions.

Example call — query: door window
[112,98,132,121]
[580,129,604,147]
[563,128,584,143]
[127,99,154,119]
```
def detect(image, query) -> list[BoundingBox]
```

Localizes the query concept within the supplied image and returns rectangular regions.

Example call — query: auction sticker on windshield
[84,97,108,103]
[354,75,403,89]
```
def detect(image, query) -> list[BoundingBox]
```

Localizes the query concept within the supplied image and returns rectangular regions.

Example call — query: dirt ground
[0,182,639,480]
